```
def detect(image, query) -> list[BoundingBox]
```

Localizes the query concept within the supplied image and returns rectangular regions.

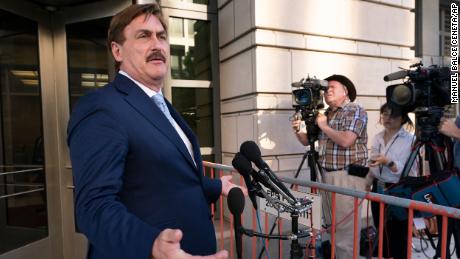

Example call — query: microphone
[231,154,275,195]
[383,70,409,81]
[239,141,297,204]
[227,187,245,259]
[291,81,303,88]
[232,152,260,209]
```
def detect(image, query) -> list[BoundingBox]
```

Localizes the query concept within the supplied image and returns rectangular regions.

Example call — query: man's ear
[343,87,348,96]
[111,42,123,62]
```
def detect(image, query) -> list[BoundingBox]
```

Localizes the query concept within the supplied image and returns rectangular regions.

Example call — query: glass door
[0,8,47,256]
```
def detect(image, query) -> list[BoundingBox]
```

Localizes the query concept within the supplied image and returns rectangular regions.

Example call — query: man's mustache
[146,51,166,62]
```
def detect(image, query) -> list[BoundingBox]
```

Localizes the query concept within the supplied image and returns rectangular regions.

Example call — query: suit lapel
[113,74,197,170]
[167,101,203,172]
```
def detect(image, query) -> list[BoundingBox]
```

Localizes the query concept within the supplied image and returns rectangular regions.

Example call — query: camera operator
[437,115,460,259]
[439,116,460,170]
[292,75,368,259]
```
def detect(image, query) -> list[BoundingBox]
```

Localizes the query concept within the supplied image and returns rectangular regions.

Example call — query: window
[440,3,452,57]
[169,17,211,80]
[167,13,217,161]
[66,17,111,110]
[172,87,213,147]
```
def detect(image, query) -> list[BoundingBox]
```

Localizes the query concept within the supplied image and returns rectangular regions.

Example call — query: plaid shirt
[319,101,368,170]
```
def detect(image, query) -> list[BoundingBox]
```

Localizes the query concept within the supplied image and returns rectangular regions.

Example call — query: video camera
[384,62,451,113]
[291,77,328,143]
[384,62,451,140]
[291,77,328,111]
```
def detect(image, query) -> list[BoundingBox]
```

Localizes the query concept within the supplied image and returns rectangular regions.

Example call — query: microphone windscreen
[240,141,262,166]
[232,153,253,176]
[291,81,303,88]
[383,70,408,81]
[392,84,412,105]
[227,187,245,216]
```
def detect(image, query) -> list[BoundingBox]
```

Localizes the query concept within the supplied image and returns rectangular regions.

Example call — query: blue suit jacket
[67,74,222,259]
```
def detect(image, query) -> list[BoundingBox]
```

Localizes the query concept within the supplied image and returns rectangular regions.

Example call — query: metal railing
[0,166,44,200]
[203,161,460,259]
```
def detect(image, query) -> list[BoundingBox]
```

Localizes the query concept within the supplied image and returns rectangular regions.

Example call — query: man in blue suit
[68,3,238,259]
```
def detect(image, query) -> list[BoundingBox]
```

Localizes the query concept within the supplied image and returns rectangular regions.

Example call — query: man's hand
[316,113,328,130]
[315,113,357,148]
[220,175,247,197]
[439,118,460,139]
[152,229,228,259]
[291,119,301,133]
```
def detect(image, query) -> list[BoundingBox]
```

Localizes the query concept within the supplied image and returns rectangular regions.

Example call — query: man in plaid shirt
[292,74,368,259]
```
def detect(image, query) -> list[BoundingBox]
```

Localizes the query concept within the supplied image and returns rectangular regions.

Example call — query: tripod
[291,115,323,183]
[399,107,448,180]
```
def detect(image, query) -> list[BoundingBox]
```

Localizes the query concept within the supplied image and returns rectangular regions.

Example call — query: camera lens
[293,89,312,106]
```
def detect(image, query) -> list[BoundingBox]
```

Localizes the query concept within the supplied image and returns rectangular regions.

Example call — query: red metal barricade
[203,161,460,259]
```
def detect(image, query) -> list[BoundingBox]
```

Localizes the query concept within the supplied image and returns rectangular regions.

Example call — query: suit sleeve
[68,107,158,259]
[201,176,222,204]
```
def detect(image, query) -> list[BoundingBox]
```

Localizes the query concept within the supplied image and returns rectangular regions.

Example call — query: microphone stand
[244,185,312,259]
[289,212,304,259]
[259,113,329,259]
[236,211,309,259]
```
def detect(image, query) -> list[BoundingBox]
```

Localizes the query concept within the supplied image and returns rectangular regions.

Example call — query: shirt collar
[326,99,351,113]
[118,70,162,98]
[377,126,410,140]
[396,127,410,137]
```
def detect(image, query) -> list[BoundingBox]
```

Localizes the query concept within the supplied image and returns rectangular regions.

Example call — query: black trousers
[370,181,408,259]
[434,216,460,259]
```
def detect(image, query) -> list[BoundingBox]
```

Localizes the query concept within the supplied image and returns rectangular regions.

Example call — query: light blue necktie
[152,94,197,166]
[151,94,175,125]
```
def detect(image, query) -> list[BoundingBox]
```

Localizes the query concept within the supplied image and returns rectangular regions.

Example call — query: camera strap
[378,134,399,175]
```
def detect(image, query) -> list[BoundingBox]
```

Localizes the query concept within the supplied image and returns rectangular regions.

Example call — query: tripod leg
[290,151,309,189]
[311,156,332,229]
[400,141,423,180]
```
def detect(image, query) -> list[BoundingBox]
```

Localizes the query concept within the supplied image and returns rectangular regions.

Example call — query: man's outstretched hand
[220,175,248,197]
[152,229,228,259]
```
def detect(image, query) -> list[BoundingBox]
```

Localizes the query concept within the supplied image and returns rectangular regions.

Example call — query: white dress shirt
[118,71,196,165]
[369,127,418,183]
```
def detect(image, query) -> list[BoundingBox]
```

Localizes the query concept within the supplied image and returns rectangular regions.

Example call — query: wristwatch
[386,161,395,168]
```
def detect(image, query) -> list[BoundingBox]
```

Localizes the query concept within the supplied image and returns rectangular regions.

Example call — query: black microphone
[249,168,275,194]
[240,141,297,204]
[232,152,259,209]
[227,187,245,259]
[231,154,275,195]
[383,70,409,81]
[291,81,304,88]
